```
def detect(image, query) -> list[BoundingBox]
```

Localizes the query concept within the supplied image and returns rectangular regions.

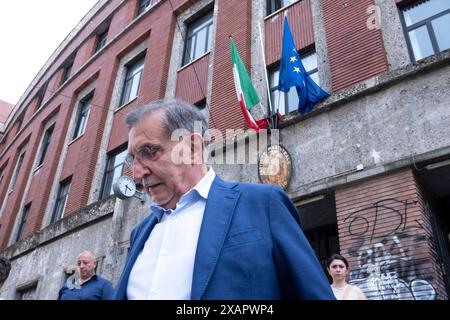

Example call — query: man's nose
[132,158,151,180]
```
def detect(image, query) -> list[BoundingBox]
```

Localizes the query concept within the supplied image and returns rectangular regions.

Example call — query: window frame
[72,94,93,140]
[15,203,31,243]
[0,166,4,186]
[9,149,26,192]
[94,28,109,54]
[99,147,127,200]
[62,62,73,84]
[399,0,450,61]
[36,123,55,167]
[60,53,77,85]
[119,55,146,106]
[266,0,297,16]
[268,50,319,116]
[50,178,71,223]
[182,11,214,66]
[34,81,48,112]
[136,0,155,16]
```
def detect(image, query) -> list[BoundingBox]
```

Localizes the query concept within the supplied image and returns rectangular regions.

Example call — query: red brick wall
[22,107,63,235]
[108,2,176,152]
[322,0,388,92]
[138,3,176,102]
[175,53,209,104]
[264,0,315,66]
[335,169,446,300]
[0,0,160,246]
[210,0,252,134]
[73,36,96,71]
[62,68,114,216]
[0,134,35,247]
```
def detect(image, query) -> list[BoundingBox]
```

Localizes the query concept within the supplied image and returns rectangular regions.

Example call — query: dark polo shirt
[58,275,114,300]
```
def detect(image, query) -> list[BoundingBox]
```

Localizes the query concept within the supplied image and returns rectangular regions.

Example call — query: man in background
[58,250,114,300]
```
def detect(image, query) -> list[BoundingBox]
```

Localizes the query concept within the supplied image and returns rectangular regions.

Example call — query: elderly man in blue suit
[114,99,335,300]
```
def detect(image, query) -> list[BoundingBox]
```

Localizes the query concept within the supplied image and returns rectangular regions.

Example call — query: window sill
[115,97,138,114]
[177,51,210,73]
[34,164,44,174]
[135,0,163,20]
[264,0,300,21]
[68,134,84,146]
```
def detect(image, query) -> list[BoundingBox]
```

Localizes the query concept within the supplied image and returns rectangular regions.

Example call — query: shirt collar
[191,167,216,200]
[79,274,97,286]
[150,167,216,221]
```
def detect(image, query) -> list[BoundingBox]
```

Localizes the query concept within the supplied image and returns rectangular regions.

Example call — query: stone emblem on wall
[258,144,292,190]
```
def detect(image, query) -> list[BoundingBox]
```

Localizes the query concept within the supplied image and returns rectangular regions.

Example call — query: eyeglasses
[125,144,162,168]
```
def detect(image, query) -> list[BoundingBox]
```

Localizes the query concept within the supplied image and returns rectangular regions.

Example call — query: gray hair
[125,99,209,143]
[78,250,96,262]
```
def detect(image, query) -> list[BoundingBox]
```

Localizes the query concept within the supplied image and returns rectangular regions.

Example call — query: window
[9,150,26,192]
[15,203,31,242]
[100,148,127,199]
[267,0,297,15]
[269,51,319,115]
[15,280,39,300]
[62,62,73,84]
[34,81,48,112]
[120,56,145,106]
[94,28,108,53]
[182,11,213,66]
[61,53,76,85]
[72,94,92,140]
[136,0,157,16]
[51,178,71,223]
[401,0,450,61]
[15,111,25,132]
[37,124,55,167]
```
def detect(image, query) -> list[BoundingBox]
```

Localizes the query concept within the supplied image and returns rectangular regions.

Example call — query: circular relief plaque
[258,144,293,190]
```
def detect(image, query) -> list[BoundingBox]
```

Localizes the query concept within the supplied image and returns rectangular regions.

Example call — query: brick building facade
[0,0,449,299]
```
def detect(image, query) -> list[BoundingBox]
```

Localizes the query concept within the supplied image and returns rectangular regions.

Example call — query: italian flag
[230,38,264,131]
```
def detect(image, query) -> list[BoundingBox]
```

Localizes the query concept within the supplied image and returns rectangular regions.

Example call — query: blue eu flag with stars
[278,16,329,115]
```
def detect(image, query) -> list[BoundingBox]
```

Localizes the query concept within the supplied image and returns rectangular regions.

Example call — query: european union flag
[278,16,330,115]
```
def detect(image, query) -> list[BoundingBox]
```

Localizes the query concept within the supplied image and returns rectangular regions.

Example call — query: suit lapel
[115,214,159,299]
[190,177,240,299]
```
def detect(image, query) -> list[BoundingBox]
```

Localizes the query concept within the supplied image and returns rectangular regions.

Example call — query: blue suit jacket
[114,176,335,299]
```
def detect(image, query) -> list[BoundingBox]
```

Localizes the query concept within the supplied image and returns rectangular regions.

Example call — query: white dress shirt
[127,168,216,300]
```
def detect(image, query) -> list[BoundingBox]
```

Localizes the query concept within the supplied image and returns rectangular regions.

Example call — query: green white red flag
[230,37,265,131]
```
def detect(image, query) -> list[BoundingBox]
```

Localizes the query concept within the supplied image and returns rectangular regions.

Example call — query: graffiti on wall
[343,198,437,300]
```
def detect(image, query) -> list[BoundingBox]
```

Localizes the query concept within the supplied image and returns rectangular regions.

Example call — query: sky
[0,1,99,105]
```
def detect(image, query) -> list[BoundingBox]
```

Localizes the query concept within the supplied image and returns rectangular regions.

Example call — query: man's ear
[190,133,205,165]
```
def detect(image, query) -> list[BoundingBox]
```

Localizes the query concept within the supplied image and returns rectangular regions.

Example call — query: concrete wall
[212,51,450,201]
[0,197,115,299]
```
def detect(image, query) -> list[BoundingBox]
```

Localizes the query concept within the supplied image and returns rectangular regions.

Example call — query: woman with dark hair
[327,253,367,300]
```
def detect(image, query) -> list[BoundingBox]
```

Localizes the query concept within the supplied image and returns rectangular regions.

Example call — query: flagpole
[257,22,274,130]
[275,87,281,129]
